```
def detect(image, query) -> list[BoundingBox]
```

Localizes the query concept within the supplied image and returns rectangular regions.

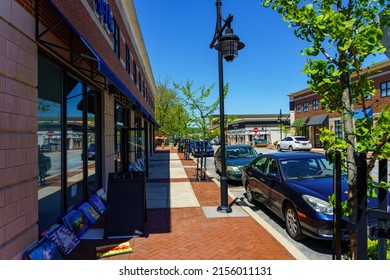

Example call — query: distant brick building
[0,0,157,259]
[288,60,390,148]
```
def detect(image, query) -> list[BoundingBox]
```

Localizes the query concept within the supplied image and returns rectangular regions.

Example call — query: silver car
[277,136,312,152]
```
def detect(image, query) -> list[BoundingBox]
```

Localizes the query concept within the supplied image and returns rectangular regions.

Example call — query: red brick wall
[292,62,390,119]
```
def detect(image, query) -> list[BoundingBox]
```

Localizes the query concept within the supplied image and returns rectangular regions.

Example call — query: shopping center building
[0,0,157,259]
[288,60,390,148]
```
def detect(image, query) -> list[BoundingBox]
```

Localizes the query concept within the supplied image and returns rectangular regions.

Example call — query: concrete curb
[208,173,308,260]
[186,150,308,260]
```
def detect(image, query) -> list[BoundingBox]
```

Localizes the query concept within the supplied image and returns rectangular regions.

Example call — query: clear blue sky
[133,0,387,115]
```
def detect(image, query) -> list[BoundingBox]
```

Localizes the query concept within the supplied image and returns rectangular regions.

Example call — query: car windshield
[226,147,258,158]
[280,157,334,179]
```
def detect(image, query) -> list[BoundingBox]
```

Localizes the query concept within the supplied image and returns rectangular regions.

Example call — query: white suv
[277,136,312,152]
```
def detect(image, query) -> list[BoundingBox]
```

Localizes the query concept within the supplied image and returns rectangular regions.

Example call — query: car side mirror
[266,172,279,181]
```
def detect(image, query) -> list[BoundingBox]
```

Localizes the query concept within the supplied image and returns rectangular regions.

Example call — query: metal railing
[332,151,390,260]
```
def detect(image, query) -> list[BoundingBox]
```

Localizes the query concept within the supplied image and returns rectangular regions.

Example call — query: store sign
[94,0,114,33]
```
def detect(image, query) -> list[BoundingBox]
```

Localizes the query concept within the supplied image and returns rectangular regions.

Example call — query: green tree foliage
[174,80,227,140]
[293,118,306,135]
[155,78,190,140]
[261,0,390,259]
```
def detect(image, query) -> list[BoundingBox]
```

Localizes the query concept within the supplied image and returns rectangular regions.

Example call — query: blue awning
[354,108,373,120]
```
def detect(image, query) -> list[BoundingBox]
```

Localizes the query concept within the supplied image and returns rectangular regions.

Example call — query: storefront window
[115,102,127,174]
[37,57,63,233]
[314,126,325,148]
[65,75,84,211]
[87,87,98,196]
[37,55,101,233]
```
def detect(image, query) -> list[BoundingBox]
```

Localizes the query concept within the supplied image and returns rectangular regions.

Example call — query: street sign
[253,127,259,133]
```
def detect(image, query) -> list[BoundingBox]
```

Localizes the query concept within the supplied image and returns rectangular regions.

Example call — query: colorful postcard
[62,209,90,238]
[44,224,80,255]
[24,238,64,260]
[88,193,106,215]
[96,188,107,203]
[78,201,100,224]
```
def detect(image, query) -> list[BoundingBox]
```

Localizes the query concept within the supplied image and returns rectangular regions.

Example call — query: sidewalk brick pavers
[65,147,295,260]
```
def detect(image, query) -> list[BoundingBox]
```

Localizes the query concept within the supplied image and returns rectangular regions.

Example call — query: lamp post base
[217,205,232,213]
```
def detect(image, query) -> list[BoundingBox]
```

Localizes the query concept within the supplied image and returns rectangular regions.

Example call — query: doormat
[96,241,133,258]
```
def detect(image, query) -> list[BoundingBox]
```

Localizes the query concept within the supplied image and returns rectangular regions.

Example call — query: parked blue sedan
[242,152,385,241]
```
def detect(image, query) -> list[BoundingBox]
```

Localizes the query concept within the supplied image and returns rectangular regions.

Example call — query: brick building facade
[0,0,157,259]
[288,59,390,148]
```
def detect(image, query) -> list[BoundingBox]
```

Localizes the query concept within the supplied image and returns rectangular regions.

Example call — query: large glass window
[335,120,343,140]
[37,55,101,233]
[113,19,120,58]
[115,102,128,174]
[312,99,319,110]
[65,75,84,211]
[125,44,130,74]
[381,81,390,97]
[314,126,325,148]
[296,104,301,113]
[86,87,98,197]
[37,57,63,233]
[303,102,309,112]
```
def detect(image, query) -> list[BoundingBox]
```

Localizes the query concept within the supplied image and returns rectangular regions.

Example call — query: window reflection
[66,76,84,211]
[87,87,97,196]
[37,57,63,233]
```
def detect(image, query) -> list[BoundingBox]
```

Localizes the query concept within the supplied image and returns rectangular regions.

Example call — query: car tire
[289,146,294,152]
[277,145,281,152]
[245,182,255,204]
[284,203,305,240]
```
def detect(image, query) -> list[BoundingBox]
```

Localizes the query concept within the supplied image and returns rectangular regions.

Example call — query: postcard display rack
[23,188,107,260]
[104,172,147,239]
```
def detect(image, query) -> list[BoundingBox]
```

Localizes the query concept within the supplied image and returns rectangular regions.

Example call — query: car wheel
[277,145,281,152]
[289,146,293,152]
[284,203,304,240]
[245,182,255,204]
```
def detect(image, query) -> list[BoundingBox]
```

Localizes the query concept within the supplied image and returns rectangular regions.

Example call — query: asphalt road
[199,146,347,260]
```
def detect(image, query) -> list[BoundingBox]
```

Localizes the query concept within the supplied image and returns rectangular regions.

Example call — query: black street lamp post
[210,0,244,213]
[277,109,283,141]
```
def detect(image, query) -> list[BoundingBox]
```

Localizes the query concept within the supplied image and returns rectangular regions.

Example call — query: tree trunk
[342,85,358,259]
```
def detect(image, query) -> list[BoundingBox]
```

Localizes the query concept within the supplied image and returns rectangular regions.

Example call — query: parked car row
[190,140,214,157]
[212,143,388,242]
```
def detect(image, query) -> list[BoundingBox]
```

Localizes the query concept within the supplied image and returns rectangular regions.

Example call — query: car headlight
[302,195,333,215]
[226,166,240,171]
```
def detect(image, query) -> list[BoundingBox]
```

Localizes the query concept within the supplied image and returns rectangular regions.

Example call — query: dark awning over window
[291,117,308,127]
[307,114,328,126]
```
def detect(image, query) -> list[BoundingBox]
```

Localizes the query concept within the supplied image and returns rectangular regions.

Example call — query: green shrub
[343,239,390,260]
